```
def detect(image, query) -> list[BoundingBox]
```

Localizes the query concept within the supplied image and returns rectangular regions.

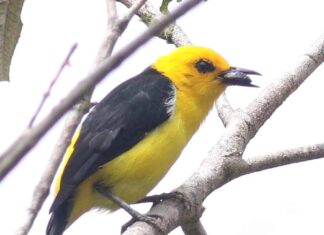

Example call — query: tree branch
[215,93,234,126]
[117,0,192,46]
[120,0,148,28]
[243,143,324,174]
[123,33,324,235]
[245,37,324,137]
[181,219,207,235]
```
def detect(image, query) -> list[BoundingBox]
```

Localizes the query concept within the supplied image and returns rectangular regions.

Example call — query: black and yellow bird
[47,46,259,235]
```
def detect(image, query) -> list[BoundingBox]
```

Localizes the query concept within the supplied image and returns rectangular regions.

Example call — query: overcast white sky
[1,0,324,235]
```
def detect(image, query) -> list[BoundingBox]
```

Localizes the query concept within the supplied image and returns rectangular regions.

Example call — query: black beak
[219,67,261,87]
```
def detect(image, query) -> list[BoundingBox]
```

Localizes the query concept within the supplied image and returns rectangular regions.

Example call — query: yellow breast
[91,83,220,207]
[94,104,186,208]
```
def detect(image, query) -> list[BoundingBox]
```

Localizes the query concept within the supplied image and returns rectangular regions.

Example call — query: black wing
[50,68,174,212]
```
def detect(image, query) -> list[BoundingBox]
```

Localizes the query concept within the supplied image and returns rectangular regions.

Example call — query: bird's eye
[195,59,215,73]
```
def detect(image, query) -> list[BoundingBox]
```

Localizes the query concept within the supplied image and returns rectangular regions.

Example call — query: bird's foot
[94,184,164,234]
[137,191,185,206]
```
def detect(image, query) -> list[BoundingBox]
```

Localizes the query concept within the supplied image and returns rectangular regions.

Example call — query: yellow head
[153,46,259,97]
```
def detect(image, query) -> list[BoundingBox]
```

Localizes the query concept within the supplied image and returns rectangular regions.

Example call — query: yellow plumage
[48,46,258,235]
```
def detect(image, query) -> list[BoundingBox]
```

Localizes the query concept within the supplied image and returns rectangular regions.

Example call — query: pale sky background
[0,0,324,235]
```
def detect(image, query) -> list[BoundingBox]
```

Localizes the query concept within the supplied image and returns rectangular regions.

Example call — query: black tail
[46,202,69,235]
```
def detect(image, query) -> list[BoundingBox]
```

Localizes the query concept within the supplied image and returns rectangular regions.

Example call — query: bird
[46,46,259,235]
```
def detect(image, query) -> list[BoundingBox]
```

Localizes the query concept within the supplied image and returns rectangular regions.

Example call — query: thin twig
[96,0,118,62]
[28,43,78,128]
[243,143,324,174]
[107,0,118,19]
[121,0,147,23]
[215,93,234,126]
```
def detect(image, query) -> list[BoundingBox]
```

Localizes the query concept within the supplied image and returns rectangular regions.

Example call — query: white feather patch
[164,84,176,115]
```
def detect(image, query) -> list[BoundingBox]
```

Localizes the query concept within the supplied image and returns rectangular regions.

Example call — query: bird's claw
[137,191,185,206]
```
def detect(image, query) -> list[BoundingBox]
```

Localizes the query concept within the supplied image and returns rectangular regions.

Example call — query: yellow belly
[66,87,219,224]
[67,111,188,223]
[94,111,187,208]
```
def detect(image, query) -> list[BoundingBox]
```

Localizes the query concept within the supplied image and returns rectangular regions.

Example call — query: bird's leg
[95,183,141,218]
[137,191,185,206]
[94,183,163,234]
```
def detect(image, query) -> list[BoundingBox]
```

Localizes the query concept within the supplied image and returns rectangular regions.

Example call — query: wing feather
[50,68,174,212]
